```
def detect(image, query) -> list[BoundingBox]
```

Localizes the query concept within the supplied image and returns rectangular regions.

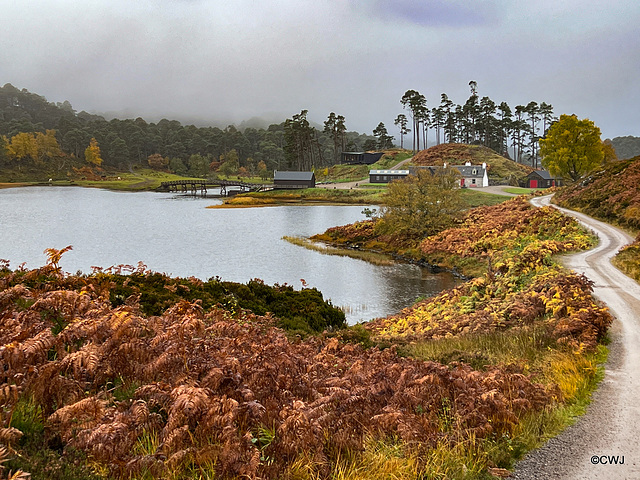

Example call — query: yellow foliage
[84,137,103,166]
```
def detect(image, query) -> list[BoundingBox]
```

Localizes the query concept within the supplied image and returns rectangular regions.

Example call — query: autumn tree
[0,136,8,165]
[540,114,604,181]
[84,138,103,166]
[7,132,38,161]
[34,129,66,169]
[378,168,463,239]
[602,140,618,165]
[147,153,169,170]
[257,160,269,180]
[218,149,239,178]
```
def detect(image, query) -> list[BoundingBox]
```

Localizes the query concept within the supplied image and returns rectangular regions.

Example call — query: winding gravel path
[513,195,640,479]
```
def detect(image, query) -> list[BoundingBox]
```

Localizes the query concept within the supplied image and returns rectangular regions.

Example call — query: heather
[554,156,640,282]
[553,156,640,231]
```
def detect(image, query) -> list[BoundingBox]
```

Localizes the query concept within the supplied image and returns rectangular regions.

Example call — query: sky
[1,0,639,141]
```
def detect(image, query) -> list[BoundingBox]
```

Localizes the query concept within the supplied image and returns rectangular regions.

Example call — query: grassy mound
[412,144,533,184]
[315,150,413,183]
[219,187,386,206]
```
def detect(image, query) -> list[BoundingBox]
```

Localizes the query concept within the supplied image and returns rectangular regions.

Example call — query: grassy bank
[459,188,511,207]
[282,236,396,266]
[216,184,510,209]
[315,150,413,183]
[0,169,210,192]
[0,165,272,193]
[214,187,387,207]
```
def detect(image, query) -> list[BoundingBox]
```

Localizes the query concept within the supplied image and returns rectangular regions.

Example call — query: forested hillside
[0,84,375,178]
[397,84,556,169]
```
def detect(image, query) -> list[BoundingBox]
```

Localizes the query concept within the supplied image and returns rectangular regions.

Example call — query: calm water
[0,187,457,323]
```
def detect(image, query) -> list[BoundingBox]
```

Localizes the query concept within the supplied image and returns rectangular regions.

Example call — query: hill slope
[554,156,640,231]
[554,156,640,281]
[610,136,640,160]
[412,144,533,184]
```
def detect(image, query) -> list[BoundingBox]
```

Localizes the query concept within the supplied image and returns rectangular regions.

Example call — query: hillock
[411,144,533,184]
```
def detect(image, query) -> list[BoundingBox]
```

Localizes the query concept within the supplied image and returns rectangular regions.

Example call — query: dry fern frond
[0,285,31,310]
[43,245,73,270]
[59,343,100,380]
[48,397,106,442]
[73,421,135,462]
[0,445,30,479]
[0,427,23,445]
[0,385,20,407]
[21,330,55,361]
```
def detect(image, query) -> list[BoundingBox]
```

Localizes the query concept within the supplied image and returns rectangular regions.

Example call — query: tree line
[395,81,556,167]
[0,83,376,177]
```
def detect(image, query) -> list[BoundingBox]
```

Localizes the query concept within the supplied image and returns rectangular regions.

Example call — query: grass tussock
[282,236,395,266]
[612,239,640,282]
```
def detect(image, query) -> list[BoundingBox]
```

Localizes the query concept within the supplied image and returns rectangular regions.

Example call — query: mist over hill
[0,83,377,177]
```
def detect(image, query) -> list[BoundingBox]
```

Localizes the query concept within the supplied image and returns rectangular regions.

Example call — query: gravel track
[513,195,640,479]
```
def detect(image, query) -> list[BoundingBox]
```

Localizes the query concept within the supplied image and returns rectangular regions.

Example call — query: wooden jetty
[157,179,273,196]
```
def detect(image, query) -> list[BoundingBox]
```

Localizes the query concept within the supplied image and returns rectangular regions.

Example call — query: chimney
[465,161,471,166]
[482,162,487,169]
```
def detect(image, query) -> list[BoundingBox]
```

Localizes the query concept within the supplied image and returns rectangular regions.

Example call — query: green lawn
[460,188,512,207]
[502,187,547,195]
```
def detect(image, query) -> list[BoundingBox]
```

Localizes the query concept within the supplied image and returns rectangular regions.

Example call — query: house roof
[274,171,315,181]
[528,170,554,180]
[452,165,486,178]
[369,170,409,175]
